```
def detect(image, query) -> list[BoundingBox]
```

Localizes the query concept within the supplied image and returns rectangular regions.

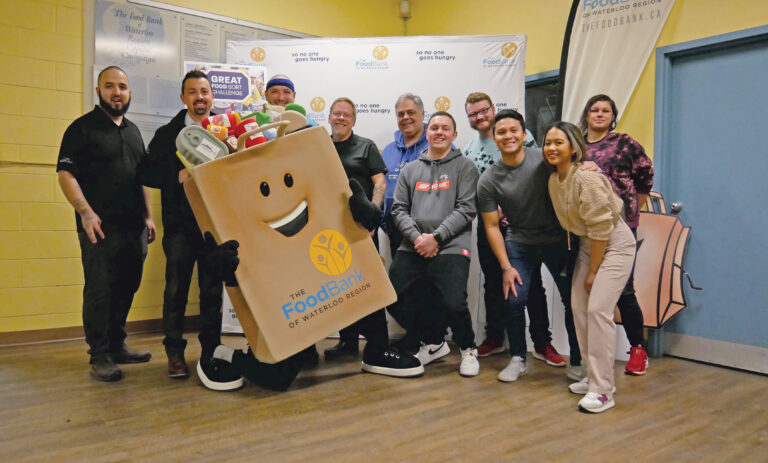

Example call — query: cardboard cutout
[184,126,396,362]
[616,191,694,328]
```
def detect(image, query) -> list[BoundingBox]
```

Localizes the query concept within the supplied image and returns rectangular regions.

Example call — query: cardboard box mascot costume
[176,114,423,390]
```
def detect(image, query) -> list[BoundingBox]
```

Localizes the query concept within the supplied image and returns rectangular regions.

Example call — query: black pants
[617,227,645,347]
[475,215,506,343]
[388,252,476,350]
[233,308,390,391]
[337,231,381,344]
[78,228,147,361]
[161,230,223,358]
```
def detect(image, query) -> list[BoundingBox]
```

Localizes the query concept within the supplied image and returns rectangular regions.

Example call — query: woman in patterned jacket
[579,94,654,376]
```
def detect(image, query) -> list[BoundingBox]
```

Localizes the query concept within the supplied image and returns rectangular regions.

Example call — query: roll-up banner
[226,35,526,149]
[559,0,675,124]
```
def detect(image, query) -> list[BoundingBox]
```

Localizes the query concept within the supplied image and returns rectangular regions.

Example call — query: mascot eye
[284,173,294,188]
[260,181,270,196]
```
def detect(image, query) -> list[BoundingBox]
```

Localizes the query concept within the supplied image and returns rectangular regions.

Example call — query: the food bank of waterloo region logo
[310,229,352,275]
[250,47,266,62]
[501,42,518,58]
[372,45,389,60]
[434,96,451,111]
[310,97,325,113]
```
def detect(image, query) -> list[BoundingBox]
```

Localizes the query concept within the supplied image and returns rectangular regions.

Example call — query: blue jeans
[503,239,581,364]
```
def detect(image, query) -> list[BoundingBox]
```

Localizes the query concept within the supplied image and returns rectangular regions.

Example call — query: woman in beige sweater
[542,121,636,414]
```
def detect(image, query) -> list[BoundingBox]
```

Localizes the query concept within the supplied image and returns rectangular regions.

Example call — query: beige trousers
[571,220,636,396]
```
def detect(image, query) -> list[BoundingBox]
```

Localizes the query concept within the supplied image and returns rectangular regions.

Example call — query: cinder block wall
[0,0,172,339]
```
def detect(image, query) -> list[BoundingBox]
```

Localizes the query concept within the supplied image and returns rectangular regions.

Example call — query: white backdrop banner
[226,35,526,149]
[561,0,675,124]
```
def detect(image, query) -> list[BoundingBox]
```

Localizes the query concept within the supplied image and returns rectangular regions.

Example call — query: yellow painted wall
[0,0,91,332]
[0,0,406,335]
[160,0,406,37]
[0,0,168,333]
[1,0,767,334]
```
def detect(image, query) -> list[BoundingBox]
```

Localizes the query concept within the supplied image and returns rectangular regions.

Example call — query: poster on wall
[184,62,267,114]
[94,0,181,76]
[560,0,675,123]
[181,17,220,62]
[226,35,526,149]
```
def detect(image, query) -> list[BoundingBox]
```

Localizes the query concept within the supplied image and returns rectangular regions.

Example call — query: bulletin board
[84,0,312,143]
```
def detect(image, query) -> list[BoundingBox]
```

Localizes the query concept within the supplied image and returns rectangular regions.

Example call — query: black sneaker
[112,344,151,364]
[196,346,244,391]
[361,346,424,378]
[90,356,122,382]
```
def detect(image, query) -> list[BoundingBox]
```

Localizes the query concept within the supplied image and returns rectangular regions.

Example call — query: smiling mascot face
[184,126,395,362]
[255,170,310,238]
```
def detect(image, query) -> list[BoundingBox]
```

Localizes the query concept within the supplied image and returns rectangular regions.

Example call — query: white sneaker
[415,341,450,366]
[569,377,616,395]
[497,356,528,382]
[567,364,587,381]
[459,348,479,377]
[578,391,615,413]
[568,377,590,394]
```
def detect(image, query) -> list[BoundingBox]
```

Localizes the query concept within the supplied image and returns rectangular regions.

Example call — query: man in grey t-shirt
[476,109,582,383]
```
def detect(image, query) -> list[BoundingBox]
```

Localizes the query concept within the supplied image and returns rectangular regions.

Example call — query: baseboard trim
[664,332,768,374]
[0,316,200,347]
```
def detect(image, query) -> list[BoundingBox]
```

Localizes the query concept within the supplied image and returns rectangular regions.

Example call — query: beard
[191,99,210,116]
[99,94,131,117]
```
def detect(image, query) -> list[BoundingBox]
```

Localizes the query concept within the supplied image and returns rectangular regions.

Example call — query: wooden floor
[1,333,766,463]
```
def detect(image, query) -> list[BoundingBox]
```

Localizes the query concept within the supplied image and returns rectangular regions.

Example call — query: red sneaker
[532,343,566,367]
[625,346,648,375]
[477,338,505,358]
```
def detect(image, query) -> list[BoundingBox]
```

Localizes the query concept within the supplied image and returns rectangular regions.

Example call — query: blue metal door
[656,27,768,358]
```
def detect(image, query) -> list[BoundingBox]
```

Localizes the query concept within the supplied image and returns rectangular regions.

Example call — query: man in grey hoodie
[389,111,480,377]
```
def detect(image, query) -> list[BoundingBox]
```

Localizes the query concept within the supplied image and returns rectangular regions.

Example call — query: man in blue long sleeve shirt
[380,93,429,257]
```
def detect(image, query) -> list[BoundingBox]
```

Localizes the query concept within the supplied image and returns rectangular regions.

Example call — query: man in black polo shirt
[57,66,155,382]
[323,97,387,359]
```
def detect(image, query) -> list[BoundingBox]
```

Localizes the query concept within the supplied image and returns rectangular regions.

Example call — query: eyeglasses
[331,112,354,119]
[467,106,492,119]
